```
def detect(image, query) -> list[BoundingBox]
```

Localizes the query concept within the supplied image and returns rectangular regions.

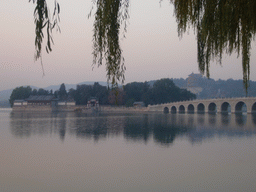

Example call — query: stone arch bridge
[148,97,256,114]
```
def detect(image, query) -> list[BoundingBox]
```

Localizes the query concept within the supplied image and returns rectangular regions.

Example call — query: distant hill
[0,89,12,101]
[171,75,256,99]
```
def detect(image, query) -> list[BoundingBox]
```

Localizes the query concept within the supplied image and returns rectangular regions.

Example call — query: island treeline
[9,74,256,108]
[9,78,196,107]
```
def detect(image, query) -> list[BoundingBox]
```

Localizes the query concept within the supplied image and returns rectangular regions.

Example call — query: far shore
[10,105,159,114]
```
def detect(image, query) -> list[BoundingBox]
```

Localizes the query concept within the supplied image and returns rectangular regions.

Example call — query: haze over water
[1,109,256,192]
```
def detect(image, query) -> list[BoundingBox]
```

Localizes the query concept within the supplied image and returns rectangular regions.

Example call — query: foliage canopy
[29,0,256,91]
[9,86,32,107]
[124,79,196,106]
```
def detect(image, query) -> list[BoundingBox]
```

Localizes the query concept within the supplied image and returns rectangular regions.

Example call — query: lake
[1,108,256,192]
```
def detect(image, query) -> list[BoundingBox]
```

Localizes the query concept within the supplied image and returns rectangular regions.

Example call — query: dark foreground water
[1,108,256,192]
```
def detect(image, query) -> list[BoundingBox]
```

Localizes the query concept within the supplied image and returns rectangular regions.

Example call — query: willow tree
[172,0,256,93]
[29,0,256,91]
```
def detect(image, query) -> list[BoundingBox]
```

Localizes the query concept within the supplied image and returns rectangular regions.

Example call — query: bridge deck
[148,97,256,113]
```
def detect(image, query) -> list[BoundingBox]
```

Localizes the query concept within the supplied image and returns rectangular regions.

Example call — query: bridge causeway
[148,97,256,114]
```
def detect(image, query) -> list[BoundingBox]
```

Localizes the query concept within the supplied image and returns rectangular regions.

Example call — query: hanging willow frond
[172,0,256,94]
[29,0,60,60]
[29,0,256,92]
[92,0,129,87]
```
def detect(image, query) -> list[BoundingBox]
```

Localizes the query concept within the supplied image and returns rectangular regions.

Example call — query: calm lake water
[1,108,256,192]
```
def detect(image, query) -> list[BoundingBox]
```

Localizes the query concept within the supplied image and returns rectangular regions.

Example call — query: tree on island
[108,88,125,105]
[123,79,196,106]
[30,88,50,95]
[73,83,109,105]
[56,83,68,100]
[149,78,196,105]
[9,86,32,107]
[124,82,150,105]
[37,88,50,95]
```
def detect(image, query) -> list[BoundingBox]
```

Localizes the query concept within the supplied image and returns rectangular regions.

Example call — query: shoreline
[10,105,155,113]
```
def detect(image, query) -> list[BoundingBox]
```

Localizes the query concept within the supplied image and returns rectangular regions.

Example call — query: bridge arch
[171,106,177,113]
[179,105,185,113]
[164,107,169,114]
[188,104,195,113]
[149,97,256,114]
[197,103,205,113]
[235,101,247,113]
[221,102,231,113]
[252,102,256,113]
[208,102,217,113]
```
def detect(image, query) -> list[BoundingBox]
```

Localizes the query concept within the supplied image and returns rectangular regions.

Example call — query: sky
[1,0,256,91]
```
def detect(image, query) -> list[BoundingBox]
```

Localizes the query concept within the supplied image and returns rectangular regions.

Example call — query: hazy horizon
[0,74,253,92]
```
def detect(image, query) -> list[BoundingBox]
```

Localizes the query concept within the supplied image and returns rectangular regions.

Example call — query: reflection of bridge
[148,97,256,113]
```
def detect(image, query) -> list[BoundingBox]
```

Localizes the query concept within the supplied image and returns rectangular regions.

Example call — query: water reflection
[235,114,247,126]
[58,113,67,141]
[10,112,256,146]
[72,115,109,141]
[221,113,231,125]
[123,114,151,143]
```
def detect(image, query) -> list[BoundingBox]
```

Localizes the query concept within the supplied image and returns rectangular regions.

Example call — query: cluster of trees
[66,79,195,106]
[69,82,109,105]
[9,83,68,107]
[9,79,196,107]
[9,86,32,107]
[123,79,196,106]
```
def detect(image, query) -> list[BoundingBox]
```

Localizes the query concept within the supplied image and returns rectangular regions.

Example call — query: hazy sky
[1,0,256,91]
